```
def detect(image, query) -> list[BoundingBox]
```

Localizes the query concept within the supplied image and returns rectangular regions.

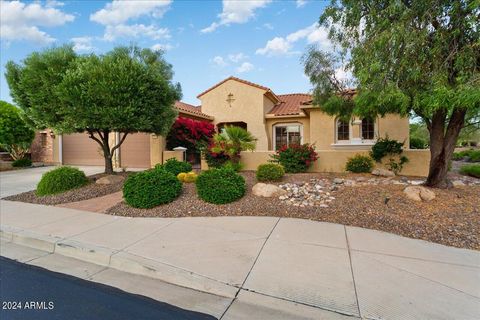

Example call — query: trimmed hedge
[12,158,32,167]
[123,169,182,208]
[36,166,88,196]
[156,158,192,176]
[196,168,246,204]
[256,163,285,182]
[345,154,374,173]
[459,164,480,178]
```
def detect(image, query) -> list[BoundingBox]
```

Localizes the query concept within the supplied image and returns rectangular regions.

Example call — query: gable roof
[196,76,280,103]
[174,101,213,120]
[267,93,312,116]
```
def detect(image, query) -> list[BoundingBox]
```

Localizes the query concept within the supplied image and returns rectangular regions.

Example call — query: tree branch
[110,132,129,155]
[87,130,104,148]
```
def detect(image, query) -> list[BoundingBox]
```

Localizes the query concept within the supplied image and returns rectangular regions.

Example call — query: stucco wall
[231,149,430,177]
[199,79,271,151]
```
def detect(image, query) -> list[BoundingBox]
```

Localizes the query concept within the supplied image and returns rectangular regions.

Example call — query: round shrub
[196,168,246,204]
[345,154,374,173]
[123,169,182,208]
[271,143,318,173]
[36,166,88,196]
[256,163,285,182]
[159,158,192,176]
[459,164,480,178]
[183,171,198,183]
[12,158,32,167]
[410,137,427,149]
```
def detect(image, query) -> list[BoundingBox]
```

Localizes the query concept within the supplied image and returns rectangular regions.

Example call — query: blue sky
[1,0,333,105]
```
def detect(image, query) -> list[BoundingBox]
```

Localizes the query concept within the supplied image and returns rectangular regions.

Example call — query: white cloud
[71,36,95,52]
[296,0,307,8]
[236,62,254,73]
[212,56,228,67]
[228,53,247,63]
[263,23,274,30]
[256,23,331,56]
[90,0,172,41]
[334,67,352,82]
[151,43,173,51]
[104,24,170,41]
[0,0,74,44]
[201,0,271,33]
[46,0,64,8]
[90,0,171,25]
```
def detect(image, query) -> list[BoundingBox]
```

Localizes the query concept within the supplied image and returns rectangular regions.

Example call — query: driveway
[0,166,104,198]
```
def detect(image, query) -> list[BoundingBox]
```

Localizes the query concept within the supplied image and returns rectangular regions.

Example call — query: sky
[0,0,334,106]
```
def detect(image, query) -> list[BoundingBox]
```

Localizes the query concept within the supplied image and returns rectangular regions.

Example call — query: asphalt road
[0,257,217,320]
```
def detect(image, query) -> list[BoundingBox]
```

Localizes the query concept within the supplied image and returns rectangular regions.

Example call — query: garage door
[120,133,150,168]
[63,133,104,166]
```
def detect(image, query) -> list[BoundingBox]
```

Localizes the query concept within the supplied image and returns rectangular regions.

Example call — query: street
[0,257,216,320]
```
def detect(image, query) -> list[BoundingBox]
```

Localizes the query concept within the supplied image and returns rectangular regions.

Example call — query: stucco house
[31,76,429,175]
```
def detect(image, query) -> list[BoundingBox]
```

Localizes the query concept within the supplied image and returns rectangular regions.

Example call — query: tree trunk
[87,130,129,175]
[425,108,466,188]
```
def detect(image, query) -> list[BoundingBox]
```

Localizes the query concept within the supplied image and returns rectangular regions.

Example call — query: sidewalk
[1,200,479,319]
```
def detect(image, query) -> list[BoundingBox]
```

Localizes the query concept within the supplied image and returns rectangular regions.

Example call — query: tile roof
[196,76,280,103]
[174,101,213,119]
[268,93,313,116]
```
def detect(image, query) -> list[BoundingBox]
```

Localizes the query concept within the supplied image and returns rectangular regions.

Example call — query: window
[40,132,48,147]
[336,119,350,141]
[361,118,375,140]
[274,124,302,149]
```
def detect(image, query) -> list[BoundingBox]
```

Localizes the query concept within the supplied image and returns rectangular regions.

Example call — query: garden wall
[201,149,431,177]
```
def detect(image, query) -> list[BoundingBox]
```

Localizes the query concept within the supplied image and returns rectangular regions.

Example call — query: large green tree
[6,45,181,174]
[304,0,479,188]
[0,101,35,160]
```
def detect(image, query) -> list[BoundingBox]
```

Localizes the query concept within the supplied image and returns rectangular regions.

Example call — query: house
[31,76,429,176]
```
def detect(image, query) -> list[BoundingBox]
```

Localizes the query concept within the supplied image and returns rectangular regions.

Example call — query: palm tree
[213,126,257,164]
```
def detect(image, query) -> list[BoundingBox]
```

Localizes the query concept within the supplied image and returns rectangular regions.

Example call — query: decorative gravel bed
[3,172,130,205]
[107,171,480,250]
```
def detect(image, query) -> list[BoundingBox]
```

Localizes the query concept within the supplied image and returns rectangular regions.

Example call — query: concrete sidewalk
[1,200,479,319]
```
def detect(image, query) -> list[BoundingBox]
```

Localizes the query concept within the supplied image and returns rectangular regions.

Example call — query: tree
[6,45,181,174]
[212,126,257,164]
[0,101,35,160]
[304,0,479,188]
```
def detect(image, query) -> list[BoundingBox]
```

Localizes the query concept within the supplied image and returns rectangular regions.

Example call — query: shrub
[256,163,285,181]
[177,171,198,183]
[196,168,246,204]
[204,146,231,168]
[370,136,408,174]
[123,169,182,208]
[12,157,32,167]
[157,158,192,176]
[410,137,427,149]
[453,149,480,162]
[0,101,35,160]
[36,166,88,196]
[345,155,374,173]
[459,164,480,178]
[271,143,318,173]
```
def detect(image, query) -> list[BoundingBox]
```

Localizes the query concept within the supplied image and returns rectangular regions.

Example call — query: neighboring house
[31,76,415,171]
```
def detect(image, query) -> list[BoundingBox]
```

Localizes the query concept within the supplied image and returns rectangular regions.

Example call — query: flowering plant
[270,143,318,173]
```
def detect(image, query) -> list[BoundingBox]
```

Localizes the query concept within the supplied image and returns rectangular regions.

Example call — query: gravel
[107,171,480,250]
[4,172,130,205]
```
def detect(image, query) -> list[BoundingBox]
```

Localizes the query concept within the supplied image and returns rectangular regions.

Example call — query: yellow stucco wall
[149,134,165,167]
[199,79,272,151]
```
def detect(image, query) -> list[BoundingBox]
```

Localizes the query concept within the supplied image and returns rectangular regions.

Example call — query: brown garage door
[120,133,150,168]
[63,133,104,166]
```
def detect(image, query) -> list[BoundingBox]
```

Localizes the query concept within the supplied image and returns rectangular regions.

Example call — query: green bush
[410,137,427,149]
[256,163,285,181]
[0,101,35,161]
[12,158,32,167]
[196,168,246,204]
[459,164,480,178]
[36,166,88,196]
[156,158,192,176]
[453,149,480,162]
[370,136,405,162]
[123,169,182,208]
[345,155,374,173]
[270,143,318,173]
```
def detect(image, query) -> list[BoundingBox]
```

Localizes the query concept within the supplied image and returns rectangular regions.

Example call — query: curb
[0,226,238,298]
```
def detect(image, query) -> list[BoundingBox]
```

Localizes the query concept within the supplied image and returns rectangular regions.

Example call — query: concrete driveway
[0,166,104,198]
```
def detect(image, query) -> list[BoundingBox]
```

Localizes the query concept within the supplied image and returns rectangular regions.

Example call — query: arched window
[361,118,375,140]
[336,119,350,141]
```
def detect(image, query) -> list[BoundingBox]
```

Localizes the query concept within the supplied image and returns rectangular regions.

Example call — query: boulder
[452,180,465,187]
[403,186,435,202]
[371,168,395,177]
[252,183,287,198]
[333,178,344,184]
[96,175,125,185]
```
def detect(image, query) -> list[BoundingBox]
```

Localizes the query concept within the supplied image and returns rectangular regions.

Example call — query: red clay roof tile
[174,101,212,119]
[268,93,312,116]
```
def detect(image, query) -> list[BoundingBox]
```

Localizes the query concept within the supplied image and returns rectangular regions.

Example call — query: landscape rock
[96,175,125,185]
[371,168,395,177]
[403,186,436,202]
[252,183,287,198]
[452,180,465,187]
[333,178,344,184]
